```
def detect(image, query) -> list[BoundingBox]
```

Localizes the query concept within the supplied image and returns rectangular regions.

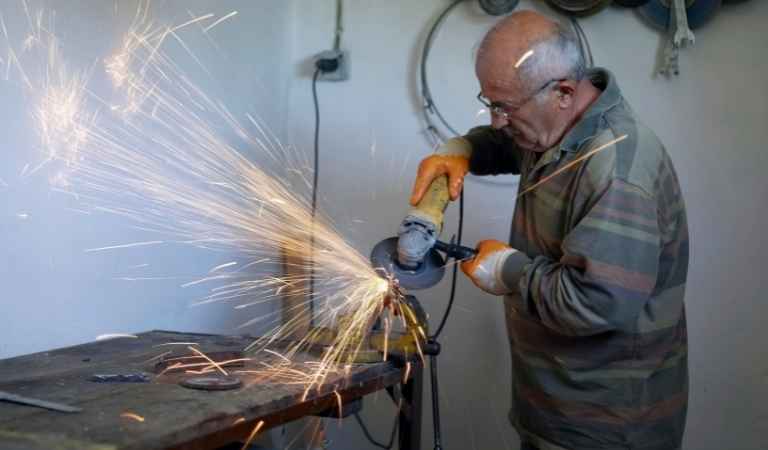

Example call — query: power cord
[354,411,399,450]
[308,68,323,323]
[422,191,464,450]
[430,190,464,340]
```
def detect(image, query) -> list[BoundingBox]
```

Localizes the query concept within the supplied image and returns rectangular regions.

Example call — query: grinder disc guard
[370,237,445,290]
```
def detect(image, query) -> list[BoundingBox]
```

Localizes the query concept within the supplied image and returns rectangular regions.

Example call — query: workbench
[0,330,422,450]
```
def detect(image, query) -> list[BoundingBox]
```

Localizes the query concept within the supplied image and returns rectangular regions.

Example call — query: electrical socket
[314,49,349,82]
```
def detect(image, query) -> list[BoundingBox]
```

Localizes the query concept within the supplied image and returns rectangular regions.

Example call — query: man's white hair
[517,23,585,95]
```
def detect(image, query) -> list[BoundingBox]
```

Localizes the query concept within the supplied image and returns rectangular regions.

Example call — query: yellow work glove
[460,239,530,296]
[409,154,469,205]
[409,137,472,206]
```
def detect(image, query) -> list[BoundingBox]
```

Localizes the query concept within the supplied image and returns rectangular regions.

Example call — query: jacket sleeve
[509,178,661,336]
[464,126,522,176]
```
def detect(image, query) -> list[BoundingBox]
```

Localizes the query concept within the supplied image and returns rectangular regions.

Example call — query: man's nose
[491,112,508,130]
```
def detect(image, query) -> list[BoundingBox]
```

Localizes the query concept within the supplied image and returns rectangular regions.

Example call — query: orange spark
[517,135,628,198]
[152,342,200,347]
[403,361,412,383]
[120,412,145,422]
[185,346,229,376]
[334,390,343,420]
[240,420,266,450]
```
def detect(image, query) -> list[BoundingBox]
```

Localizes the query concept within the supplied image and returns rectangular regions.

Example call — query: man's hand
[409,154,469,206]
[460,239,519,296]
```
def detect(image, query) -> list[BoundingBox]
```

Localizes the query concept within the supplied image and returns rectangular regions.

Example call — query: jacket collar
[558,67,622,153]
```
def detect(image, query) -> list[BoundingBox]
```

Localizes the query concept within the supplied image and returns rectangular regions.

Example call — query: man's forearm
[500,250,532,291]
[436,136,473,158]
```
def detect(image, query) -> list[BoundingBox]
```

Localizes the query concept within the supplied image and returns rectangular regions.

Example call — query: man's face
[478,79,558,153]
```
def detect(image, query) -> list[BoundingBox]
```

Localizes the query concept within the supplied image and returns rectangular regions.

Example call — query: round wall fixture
[479,0,520,15]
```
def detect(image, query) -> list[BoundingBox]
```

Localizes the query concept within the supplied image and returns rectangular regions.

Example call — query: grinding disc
[479,0,520,15]
[180,376,242,391]
[370,237,445,290]
[614,0,651,6]
[638,0,722,30]
[546,0,612,16]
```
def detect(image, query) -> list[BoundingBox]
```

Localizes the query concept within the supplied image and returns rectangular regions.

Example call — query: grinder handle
[411,175,451,232]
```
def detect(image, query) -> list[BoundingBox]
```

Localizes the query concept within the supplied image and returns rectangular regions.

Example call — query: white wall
[1,1,766,449]
[0,0,293,358]
[286,1,768,450]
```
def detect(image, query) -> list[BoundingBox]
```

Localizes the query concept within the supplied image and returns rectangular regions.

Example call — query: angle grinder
[371,175,476,290]
[370,237,475,290]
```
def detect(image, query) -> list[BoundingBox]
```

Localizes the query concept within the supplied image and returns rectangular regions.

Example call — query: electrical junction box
[314,49,349,82]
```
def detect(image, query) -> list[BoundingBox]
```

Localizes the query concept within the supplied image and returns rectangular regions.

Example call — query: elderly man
[408,10,689,450]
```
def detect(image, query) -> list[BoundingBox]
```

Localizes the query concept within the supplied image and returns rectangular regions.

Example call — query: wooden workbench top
[0,330,404,450]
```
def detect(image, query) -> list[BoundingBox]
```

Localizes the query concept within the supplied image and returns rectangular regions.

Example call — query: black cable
[354,411,399,450]
[308,68,321,322]
[430,189,464,340]
[311,68,321,220]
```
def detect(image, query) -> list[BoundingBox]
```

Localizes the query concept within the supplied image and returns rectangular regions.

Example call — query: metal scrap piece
[0,390,82,413]
[88,373,152,383]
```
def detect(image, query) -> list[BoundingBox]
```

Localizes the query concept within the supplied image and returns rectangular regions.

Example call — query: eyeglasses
[477,78,563,121]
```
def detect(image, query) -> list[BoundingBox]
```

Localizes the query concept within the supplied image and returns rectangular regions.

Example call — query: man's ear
[555,80,577,109]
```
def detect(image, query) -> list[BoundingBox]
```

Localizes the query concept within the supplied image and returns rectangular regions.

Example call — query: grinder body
[396,176,451,269]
